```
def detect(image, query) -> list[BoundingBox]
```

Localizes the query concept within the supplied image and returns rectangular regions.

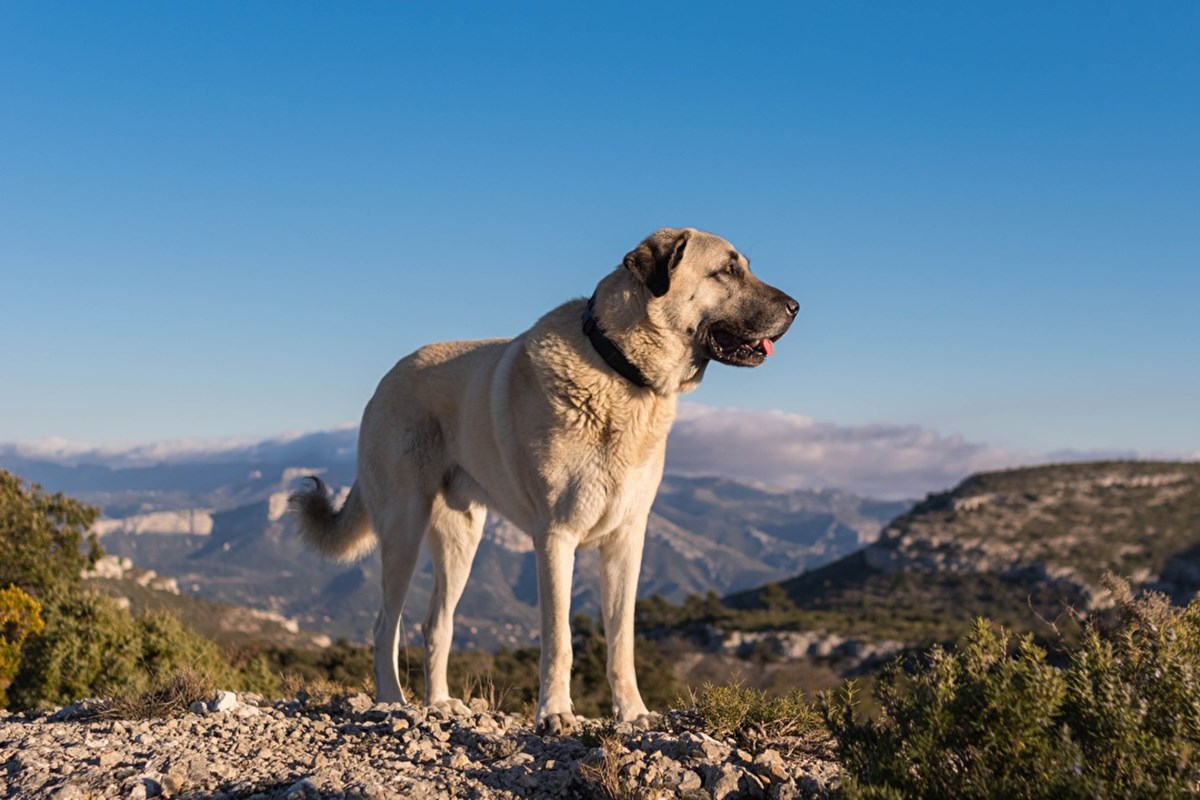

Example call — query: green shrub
[759,582,798,613]
[1064,577,1200,796]
[686,674,824,755]
[9,592,256,710]
[9,590,145,708]
[0,585,45,708]
[826,576,1200,799]
[0,470,95,599]
[136,610,240,687]
[226,648,282,697]
[827,621,1078,799]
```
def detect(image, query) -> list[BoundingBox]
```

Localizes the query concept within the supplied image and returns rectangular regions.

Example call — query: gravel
[0,692,839,799]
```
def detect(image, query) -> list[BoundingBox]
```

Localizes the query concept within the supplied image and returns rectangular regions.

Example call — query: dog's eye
[724,263,740,277]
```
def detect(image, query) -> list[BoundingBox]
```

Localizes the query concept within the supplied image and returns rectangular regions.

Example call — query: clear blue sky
[1,2,1197,455]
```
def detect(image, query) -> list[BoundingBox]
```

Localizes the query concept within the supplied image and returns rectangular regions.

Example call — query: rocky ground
[1,692,839,799]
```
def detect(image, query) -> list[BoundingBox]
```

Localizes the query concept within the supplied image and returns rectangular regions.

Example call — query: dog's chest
[573,461,659,547]
[572,388,675,463]
[567,416,671,546]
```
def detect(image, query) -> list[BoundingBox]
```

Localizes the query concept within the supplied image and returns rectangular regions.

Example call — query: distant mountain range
[10,425,1194,690]
[0,433,909,650]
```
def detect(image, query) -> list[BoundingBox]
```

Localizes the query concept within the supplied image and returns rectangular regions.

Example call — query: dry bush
[577,734,651,800]
[461,667,511,713]
[683,674,824,756]
[104,668,214,719]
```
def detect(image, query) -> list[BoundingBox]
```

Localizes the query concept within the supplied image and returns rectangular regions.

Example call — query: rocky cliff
[716,460,1200,656]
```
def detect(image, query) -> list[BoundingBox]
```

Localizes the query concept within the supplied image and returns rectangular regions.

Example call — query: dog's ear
[623,228,690,298]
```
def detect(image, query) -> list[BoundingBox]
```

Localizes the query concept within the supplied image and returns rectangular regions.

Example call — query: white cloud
[6,435,262,465]
[665,404,1143,499]
[2,406,1181,500]
[1,424,359,468]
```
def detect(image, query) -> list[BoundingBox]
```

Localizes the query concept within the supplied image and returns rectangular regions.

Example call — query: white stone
[210,691,239,713]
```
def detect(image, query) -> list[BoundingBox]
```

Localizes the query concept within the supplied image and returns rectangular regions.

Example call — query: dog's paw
[535,711,577,737]
[429,698,472,718]
[615,711,662,735]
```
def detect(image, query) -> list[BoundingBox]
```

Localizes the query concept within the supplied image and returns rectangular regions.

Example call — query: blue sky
[1,2,1197,457]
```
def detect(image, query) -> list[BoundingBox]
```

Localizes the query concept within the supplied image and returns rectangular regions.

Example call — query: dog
[290,227,797,734]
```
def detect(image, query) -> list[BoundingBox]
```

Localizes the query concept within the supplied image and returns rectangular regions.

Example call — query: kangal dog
[291,228,798,734]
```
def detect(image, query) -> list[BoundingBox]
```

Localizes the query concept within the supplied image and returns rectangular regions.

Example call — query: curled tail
[289,477,375,562]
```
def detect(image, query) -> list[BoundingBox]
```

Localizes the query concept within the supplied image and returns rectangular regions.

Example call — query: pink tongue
[761,338,775,357]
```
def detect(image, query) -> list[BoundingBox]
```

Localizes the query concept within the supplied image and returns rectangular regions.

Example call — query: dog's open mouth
[707,327,775,367]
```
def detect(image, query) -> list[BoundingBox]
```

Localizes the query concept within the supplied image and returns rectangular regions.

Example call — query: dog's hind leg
[422,489,485,713]
[372,497,432,704]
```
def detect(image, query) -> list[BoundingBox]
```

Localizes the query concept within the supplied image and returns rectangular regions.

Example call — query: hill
[81,555,328,652]
[660,461,1200,669]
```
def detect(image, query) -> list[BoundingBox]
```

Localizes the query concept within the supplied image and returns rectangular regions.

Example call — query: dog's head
[623,227,798,369]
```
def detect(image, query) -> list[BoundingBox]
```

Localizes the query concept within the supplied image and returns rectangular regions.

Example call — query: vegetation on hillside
[637,559,1089,656]
[0,469,275,709]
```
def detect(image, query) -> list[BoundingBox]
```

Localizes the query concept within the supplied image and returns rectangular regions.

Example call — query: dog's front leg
[534,530,577,735]
[599,523,655,726]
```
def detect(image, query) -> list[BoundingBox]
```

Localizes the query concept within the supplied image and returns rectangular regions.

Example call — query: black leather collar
[581,295,651,389]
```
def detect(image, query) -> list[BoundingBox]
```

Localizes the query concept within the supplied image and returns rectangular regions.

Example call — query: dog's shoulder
[521,299,595,386]
[409,338,511,369]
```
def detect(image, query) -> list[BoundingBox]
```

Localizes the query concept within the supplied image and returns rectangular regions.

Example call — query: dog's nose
[784,297,799,317]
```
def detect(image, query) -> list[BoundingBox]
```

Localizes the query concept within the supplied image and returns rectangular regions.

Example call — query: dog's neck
[582,295,652,389]
[585,275,709,396]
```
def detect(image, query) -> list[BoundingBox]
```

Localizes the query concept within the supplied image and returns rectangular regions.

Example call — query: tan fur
[290,227,797,734]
